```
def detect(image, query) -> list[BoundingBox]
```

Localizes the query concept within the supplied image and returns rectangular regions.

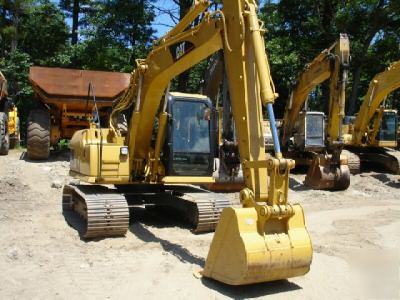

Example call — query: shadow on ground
[132,205,192,230]
[130,208,205,267]
[20,149,70,163]
[201,277,302,298]
[371,173,400,188]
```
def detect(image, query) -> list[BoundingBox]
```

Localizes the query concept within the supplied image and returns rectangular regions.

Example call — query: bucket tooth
[305,154,350,190]
[201,205,312,285]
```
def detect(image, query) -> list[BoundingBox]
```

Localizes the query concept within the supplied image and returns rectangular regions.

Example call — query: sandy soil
[0,149,399,299]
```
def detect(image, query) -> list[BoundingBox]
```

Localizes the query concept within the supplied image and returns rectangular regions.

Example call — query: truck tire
[0,112,9,155]
[27,109,50,160]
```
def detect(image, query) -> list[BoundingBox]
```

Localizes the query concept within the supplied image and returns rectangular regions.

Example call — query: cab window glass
[172,100,210,153]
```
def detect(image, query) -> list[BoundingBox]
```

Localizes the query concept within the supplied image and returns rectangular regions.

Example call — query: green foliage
[0,50,34,130]
[74,0,155,71]
[186,60,208,94]
[57,139,69,150]
[68,40,133,72]
[19,0,69,65]
[0,1,34,56]
[261,0,400,116]
[0,1,69,134]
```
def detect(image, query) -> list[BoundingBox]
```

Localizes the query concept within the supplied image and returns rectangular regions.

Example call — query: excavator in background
[0,71,20,155]
[280,34,350,190]
[343,60,400,174]
[62,0,312,285]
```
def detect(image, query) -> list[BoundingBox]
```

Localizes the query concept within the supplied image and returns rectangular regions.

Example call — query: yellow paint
[350,60,400,146]
[8,106,19,137]
[202,205,312,285]
[162,176,215,184]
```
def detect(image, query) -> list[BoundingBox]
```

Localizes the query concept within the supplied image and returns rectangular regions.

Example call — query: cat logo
[169,41,195,61]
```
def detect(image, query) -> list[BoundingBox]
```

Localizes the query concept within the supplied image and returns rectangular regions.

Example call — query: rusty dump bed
[29,66,131,111]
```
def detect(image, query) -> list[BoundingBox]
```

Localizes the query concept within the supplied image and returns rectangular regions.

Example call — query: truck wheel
[27,109,50,160]
[0,112,9,155]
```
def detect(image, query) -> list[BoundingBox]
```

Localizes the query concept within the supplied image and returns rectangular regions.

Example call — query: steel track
[63,184,129,238]
[178,191,231,233]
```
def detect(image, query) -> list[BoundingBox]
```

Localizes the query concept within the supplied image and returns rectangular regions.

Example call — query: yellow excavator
[343,60,400,174]
[0,71,20,155]
[63,0,312,285]
[280,34,350,190]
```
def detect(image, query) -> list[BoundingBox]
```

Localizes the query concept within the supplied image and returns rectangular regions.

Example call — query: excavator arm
[352,60,400,145]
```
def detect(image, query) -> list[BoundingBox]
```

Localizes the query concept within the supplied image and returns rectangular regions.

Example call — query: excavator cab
[375,110,398,147]
[164,93,216,176]
[293,111,325,151]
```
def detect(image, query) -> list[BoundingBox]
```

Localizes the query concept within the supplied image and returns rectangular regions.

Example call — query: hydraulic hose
[267,103,281,156]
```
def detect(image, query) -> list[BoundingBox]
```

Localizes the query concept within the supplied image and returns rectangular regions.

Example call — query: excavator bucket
[201,205,312,285]
[305,154,350,190]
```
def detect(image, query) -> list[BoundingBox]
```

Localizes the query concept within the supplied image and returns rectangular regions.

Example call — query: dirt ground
[0,149,399,299]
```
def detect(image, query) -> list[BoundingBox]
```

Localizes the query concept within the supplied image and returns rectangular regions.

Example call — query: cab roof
[169,92,209,100]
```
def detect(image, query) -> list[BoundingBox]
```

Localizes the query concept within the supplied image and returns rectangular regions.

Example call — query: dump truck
[0,71,20,155]
[27,67,130,159]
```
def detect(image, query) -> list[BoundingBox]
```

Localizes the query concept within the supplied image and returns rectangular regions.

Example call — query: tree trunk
[321,83,330,113]
[348,66,362,115]
[71,0,79,45]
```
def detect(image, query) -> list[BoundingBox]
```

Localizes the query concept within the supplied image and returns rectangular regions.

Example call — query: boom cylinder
[246,3,276,105]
